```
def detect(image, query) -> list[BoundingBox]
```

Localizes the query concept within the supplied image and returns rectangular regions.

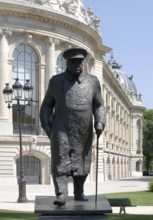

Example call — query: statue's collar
[63,71,86,82]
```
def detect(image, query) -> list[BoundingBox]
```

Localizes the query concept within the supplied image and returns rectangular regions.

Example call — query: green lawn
[108,214,153,220]
[0,210,38,220]
[102,190,153,206]
[0,191,153,220]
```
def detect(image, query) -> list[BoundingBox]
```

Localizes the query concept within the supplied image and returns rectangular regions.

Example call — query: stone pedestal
[35,196,112,220]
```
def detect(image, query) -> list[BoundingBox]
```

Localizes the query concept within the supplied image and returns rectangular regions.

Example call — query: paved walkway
[0,176,153,215]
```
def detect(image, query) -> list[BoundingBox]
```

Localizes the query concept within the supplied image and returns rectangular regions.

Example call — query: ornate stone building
[0,0,144,184]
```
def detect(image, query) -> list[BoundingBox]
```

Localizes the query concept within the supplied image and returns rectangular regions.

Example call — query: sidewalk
[0,176,153,215]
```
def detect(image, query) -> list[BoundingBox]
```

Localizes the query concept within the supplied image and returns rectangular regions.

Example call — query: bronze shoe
[75,193,88,201]
[53,194,66,206]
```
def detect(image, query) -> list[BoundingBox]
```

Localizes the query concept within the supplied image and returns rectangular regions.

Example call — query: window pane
[12,44,39,135]
[56,53,66,74]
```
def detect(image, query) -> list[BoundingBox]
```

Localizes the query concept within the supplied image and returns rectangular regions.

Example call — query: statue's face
[67,58,84,77]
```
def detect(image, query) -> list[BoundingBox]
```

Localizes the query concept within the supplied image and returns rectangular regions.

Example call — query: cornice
[130,106,146,113]
[0,2,103,51]
[102,44,112,55]
[104,149,130,157]
[0,135,50,145]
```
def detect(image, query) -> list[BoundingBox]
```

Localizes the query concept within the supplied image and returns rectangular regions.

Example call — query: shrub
[148,178,153,192]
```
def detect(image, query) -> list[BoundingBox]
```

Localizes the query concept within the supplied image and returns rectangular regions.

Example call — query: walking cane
[95,134,99,206]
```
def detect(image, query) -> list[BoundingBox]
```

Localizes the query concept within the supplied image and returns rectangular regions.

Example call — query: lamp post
[3,78,33,203]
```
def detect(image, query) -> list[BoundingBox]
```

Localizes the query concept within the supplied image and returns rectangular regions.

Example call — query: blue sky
[82,0,153,109]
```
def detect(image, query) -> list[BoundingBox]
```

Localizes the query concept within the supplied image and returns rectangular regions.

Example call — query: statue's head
[63,48,87,77]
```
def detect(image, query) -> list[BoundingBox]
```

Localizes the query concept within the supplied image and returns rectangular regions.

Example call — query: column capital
[0,28,12,38]
[38,63,46,71]
[47,36,59,46]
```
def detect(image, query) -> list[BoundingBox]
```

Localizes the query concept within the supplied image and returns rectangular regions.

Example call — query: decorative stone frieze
[0,0,100,30]
[0,9,100,50]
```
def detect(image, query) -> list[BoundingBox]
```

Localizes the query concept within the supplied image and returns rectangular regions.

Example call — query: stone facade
[0,0,144,185]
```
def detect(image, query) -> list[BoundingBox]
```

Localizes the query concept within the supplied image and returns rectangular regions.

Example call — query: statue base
[35,196,112,220]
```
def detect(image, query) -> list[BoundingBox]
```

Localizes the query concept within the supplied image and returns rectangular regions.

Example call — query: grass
[0,191,153,219]
[107,214,153,220]
[0,210,39,220]
[101,190,153,206]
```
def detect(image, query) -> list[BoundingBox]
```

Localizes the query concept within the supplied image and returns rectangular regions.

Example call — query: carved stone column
[0,29,12,134]
[94,52,103,90]
[39,63,46,104]
[45,37,57,87]
[0,29,11,116]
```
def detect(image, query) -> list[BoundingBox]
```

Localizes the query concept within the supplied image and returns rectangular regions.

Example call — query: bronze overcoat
[40,71,106,176]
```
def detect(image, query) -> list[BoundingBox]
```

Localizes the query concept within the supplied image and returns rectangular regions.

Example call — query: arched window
[136,119,141,153]
[12,44,39,134]
[17,156,41,184]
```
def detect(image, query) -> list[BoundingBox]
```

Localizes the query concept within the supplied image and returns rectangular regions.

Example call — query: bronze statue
[40,48,106,206]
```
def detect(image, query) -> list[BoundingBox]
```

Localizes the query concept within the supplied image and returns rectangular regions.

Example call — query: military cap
[63,48,87,60]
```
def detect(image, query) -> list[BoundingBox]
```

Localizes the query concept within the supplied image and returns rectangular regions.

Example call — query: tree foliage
[143,109,153,171]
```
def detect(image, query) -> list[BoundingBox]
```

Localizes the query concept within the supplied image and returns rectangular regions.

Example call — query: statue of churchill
[40,48,106,206]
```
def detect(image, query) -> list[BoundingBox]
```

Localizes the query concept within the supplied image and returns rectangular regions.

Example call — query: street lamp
[3,78,33,203]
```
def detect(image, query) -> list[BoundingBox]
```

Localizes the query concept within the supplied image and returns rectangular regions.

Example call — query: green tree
[143,109,153,172]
